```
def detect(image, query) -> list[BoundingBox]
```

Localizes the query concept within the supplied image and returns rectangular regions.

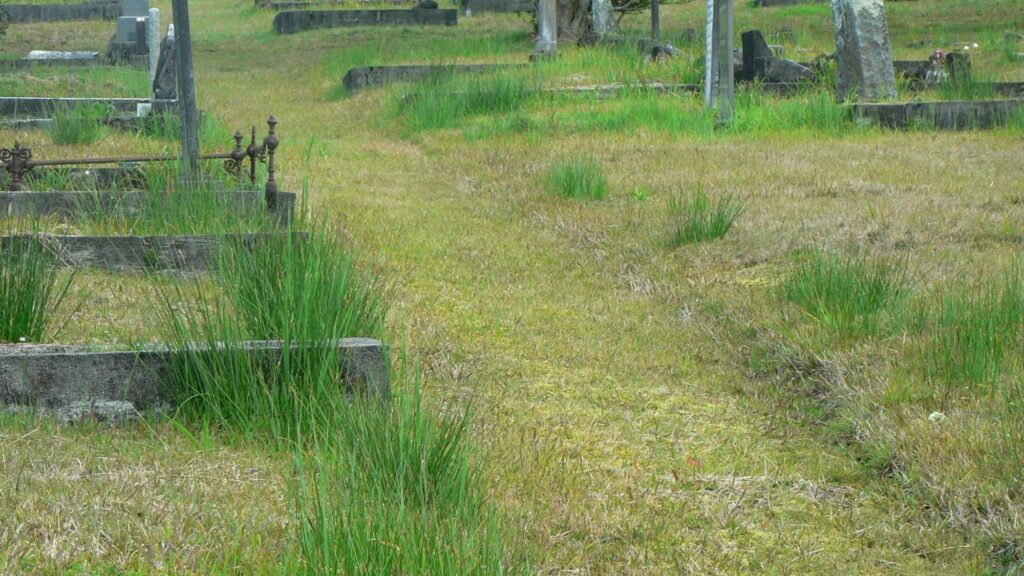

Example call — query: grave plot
[0,116,298,273]
[1,0,177,133]
[1,0,122,24]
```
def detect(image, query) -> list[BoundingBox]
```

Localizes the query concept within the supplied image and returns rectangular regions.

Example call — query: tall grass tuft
[48,103,108,145]
[546,155,608,200]
[781,247,910,337]
[0,237,75,343]
[156,224,385,442]
[291,378,515,576]
[667,188,745,245]
[920,266,1024,398]
[395,70,535,132]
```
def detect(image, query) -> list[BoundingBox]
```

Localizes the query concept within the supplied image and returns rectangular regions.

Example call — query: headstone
[416,0,439,8]
[171,0,202,179]
[532,0,557,58]
[741,30,773,80]
[946,51,972,84]
[147,8,160,83]
[122,0,150,18]
[762,58,816,82]
[153,27,177,100]
[830,0,896,101]
[592,0,617,37]
[26,50,100,61]
[116,16,140,43]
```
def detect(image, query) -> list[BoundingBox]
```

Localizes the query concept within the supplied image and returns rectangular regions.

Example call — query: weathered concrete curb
[0,190,297,227]
[273,9,457,34]
[755,0,826,6]
[0,230,307,272]
[851,99,1024,130]
[0,338,390,410]
[3,2,121,23]
[463,0,534,14]
[0,97,176,119]
[343,63,527,94]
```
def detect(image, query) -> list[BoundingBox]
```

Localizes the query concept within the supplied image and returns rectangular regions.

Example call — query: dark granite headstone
[153,34,177,100]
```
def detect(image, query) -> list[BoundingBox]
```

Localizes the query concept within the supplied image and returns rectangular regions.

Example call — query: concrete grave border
[273,8,457,34]
[0,338,390,411]
[0,190,296,226]
[0,229,306,273]
[0,97,176,119]
[343,63,527,94]
[851,99,1024,130]
[2,1,122,23]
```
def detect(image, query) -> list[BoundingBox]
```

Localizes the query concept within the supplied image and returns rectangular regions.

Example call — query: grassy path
[183,5,998,573]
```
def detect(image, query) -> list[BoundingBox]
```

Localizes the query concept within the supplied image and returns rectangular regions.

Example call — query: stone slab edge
[343,63,527,93]
[273,8,457,34]
[850,99,1024,130]
[0,97,177,118]
[0,338,389,410]
[0,230,308,273]
[3,2,122,23]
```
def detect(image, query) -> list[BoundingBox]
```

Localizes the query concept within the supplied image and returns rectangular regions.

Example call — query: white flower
[18,337,26,343]
[963,45,970,51]
[972,43,978,48]
[928,411,946,423]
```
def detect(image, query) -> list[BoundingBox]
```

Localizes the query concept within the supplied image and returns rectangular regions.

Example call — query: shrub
[667,188,744,245]
[546,155,608,200]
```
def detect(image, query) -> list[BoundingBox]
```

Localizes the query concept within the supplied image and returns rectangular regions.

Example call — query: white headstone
[533,0,557,56]
[147,8,161,83]
[831,0,896,101]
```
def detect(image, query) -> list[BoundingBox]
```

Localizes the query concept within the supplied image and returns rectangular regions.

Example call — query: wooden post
[651,0,660,44]
[171,0,201,181]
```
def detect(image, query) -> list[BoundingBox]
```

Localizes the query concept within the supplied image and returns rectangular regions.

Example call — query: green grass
[394,71,536,132]
[545,155,609,200]
[780,247,911,338]
[667,187,745,246]
[919,265,1024,400]
[48,102,108,145]
[0,236,75,343]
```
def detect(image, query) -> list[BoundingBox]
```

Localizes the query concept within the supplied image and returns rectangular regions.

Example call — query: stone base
[273,8,458,34]
[0,338,389,411]
[851,99,1024,130]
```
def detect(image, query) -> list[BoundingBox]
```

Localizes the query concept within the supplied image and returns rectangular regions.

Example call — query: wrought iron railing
[1,115,281,209]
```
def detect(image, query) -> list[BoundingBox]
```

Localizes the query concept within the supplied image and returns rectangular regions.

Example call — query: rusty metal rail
[1,115,281,208]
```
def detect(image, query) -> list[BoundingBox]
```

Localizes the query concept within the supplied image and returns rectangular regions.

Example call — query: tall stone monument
[704,0,734,123]
[532,0,557,59]
[831,0,896,101]
[147,8,160,84]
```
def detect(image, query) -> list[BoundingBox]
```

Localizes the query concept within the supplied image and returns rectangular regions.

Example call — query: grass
[394,70,536,132]
[1,0,1024,573]
[780,247,911,338]
[47,102,108,145]
[0,235,75,343]
[545,155,609,200]
[667,187,745,245]
[919,265,1024,400]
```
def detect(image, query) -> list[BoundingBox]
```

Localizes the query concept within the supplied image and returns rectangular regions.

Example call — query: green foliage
[545,155,609,200]
[395,71,536,132]
[667,188,745,245]
[781,247,911,337]
[291,381,515,576]
[156,225,386,442]
[0,237,75,343]
[919,266,1024,397]
[48,103,109,145]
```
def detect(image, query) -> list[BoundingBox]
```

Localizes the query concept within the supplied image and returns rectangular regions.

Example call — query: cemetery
[0,0,1022,573]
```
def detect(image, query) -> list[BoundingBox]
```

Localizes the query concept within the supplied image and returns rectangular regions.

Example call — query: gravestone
[532,0,557,58]
[147,8,160,83]
[705,0,735,123]
[592,0,617,37]
[830,0,896,101]
[741,29,773,80]
[153,27,177,100]
[416,0,439,7]
[122,0,150,18]
[116,16,141,43]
